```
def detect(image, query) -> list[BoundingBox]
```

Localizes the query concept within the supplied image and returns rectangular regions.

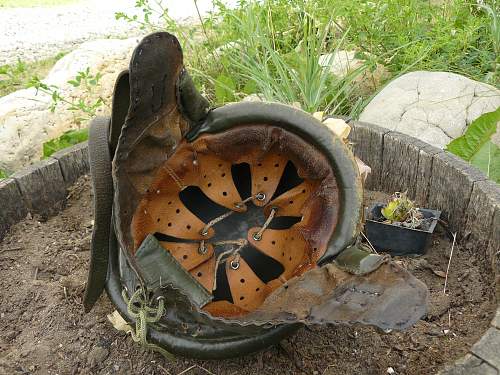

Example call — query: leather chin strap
[84,32,209,312]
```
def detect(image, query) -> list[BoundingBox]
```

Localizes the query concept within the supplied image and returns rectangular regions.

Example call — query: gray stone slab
[487,208,500,300]
[439,354,498,375]
[428,151,487,234]
[380,131,421,199]
[379,131,442,204]
[471,328,500,369]
[0,178,28,239]
[464,180,500,249]
[349,121,389,190]
[51,141,89,186]
[414,143,442,207]
[12,158,67,217]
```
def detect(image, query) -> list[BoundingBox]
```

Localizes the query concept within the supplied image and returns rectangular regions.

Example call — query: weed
[42,128,88,158]
[29,67,104,157]
[0,53,66,97]
[29,67,106,124]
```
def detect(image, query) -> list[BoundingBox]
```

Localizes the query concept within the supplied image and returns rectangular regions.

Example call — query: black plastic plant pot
[365,204,441,256]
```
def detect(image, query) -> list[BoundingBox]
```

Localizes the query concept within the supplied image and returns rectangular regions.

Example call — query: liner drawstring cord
[122,288,175,360]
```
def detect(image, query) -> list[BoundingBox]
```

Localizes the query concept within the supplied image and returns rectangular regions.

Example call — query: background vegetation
[0,0,498,182]
[116,0,500,184]
[118,0,498,114]
[0,53,66,97]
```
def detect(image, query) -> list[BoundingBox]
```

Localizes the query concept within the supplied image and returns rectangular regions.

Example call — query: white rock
[45,38,138,87]
[0,38,139,172]
[319,51,363,77]
[319,50,389,94]
[242,93,265,102]
[359,71,500,149]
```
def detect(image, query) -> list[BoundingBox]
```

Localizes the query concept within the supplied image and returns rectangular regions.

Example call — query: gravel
[0,0,236,66]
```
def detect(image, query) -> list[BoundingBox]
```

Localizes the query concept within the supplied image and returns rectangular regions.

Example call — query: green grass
[210,0,498,86]
[0,52,66,97]
[201,3,370,114]
[0,0,78,7]
[117,0,498,116]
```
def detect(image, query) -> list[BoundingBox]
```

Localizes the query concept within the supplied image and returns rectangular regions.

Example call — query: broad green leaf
[42,128,89,158]
[446,107,500,161]
[0,169,8,179]
[214,74,236,103]
[470,141,500,183]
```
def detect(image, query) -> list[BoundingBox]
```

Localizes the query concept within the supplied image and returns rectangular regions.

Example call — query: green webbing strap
[334,244,389,275]
[122,288,175,360]
[135,234,213,308]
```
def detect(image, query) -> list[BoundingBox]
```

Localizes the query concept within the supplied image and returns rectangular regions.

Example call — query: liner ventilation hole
[271,161,304,200]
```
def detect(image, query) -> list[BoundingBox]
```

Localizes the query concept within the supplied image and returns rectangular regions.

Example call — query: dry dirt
[0,177,496,375]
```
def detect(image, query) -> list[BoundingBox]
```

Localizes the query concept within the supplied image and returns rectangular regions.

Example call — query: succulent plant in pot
[365,192,441,256]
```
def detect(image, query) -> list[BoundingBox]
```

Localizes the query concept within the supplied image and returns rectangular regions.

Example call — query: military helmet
[84,32,428,359]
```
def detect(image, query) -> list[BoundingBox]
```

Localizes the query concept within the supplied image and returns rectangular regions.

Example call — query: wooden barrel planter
[0,121,498,374]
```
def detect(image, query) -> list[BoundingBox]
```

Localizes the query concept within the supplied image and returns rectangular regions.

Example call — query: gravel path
[0,0,231,66]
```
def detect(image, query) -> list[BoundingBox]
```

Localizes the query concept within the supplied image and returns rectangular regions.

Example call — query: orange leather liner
[265,180,319,217]
[225,256,271,311]
[130,125,340,317]
[159,242,214,271]
[203,300,249,318]
[190,257,216,292]
[248,152,288,207]
[247,227,309,280]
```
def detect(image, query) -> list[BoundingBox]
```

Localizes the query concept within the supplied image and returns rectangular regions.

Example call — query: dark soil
[0,177,496,375]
